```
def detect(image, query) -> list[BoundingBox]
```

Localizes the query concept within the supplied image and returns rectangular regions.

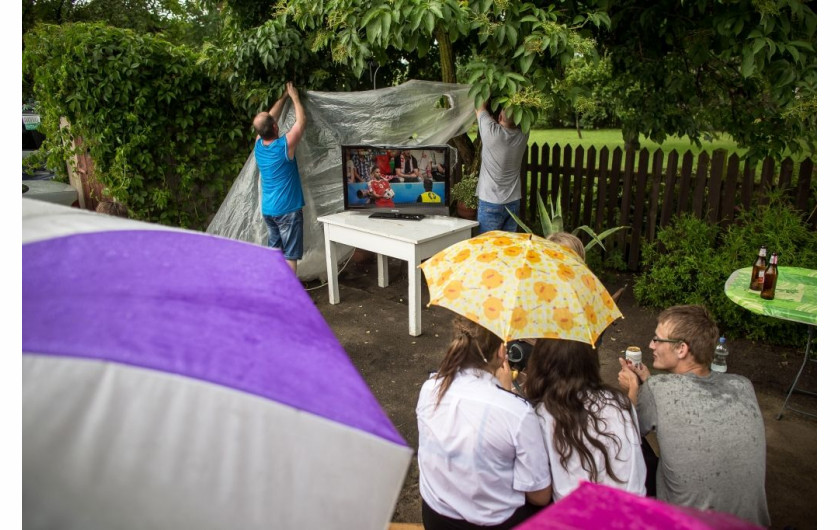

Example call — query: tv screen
[341,144,452,217]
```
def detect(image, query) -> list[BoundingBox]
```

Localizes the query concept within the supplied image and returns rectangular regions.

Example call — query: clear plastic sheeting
[207,80,476,281]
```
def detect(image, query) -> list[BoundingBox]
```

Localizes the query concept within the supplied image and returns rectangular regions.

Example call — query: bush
[451,174,479,210]
[634,196,816,346]
[23,23,250,229]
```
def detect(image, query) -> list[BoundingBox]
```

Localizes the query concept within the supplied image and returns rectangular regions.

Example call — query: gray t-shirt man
[637,372,771,526]
[476,110,529,205]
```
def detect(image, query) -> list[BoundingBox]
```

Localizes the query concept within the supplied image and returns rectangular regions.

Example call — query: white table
[318,211,479,336]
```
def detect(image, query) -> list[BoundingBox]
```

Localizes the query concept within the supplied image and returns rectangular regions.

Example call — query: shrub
[634,195,816,346]
[23,23,250,228]
[451,174,479,210]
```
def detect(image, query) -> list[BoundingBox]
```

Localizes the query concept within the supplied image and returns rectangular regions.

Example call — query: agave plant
[507,189,628,254]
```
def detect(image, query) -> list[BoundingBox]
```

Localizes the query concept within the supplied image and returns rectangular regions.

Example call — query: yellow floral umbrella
[419,231,623,346]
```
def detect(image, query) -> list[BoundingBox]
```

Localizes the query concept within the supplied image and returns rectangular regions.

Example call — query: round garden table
[724,266,816,420]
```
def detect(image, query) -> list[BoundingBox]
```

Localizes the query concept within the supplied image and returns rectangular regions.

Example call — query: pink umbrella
[515,482,763,530]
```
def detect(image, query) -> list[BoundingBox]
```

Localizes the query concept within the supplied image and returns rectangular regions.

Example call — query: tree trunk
[437,25,477,178]
[437,26,456,84]
[622,127,641,151]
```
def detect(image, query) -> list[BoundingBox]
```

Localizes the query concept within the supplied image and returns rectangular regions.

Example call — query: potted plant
[451,174,479,219]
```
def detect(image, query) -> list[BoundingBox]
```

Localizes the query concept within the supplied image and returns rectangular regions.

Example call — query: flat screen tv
[341,144,452,218]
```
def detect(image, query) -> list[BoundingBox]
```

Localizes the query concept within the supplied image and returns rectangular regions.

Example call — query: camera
[506,340,533,371]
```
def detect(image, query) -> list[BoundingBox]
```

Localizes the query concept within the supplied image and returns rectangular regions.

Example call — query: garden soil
[305,256,817,529]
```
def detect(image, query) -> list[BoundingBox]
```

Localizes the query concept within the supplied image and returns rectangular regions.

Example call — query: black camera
[506,340,533,371]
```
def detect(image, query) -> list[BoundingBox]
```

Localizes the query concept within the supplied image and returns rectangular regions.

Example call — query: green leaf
[507,208,534,234]
[382,12,392,40]
[425,12,435,34]
[741,49,755,77]
[519,53,535,73]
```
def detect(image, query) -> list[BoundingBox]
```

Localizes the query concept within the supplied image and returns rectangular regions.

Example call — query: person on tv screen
[367,168,396,207]
[252,81,306,275]
[418,150,446,182]
[345,155,361,183]
[396,150,421,182]
[352,149,375,183]
[416,179,442,203]
[375,150,394,177]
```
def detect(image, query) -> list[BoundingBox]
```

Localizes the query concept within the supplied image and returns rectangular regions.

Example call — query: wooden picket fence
[457,144,817,271]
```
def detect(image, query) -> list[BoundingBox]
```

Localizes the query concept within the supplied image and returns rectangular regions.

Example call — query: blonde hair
[95,200,128,218]
[548,232,585,261]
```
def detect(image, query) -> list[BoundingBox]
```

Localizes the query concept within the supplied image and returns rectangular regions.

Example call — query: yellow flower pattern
[483,296,504,320]
[534,282,558,302]
[419,230,623,346]
[481,269,504,289]
[553,307,576,331]
[515,265,532,280]
[557,264,576,281]
[510,307,529,330]
[443,280,463,300]
[452,249,472,263]
[477,251,498,263]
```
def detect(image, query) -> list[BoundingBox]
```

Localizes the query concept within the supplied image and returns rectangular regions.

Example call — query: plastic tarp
[206,80,476,281]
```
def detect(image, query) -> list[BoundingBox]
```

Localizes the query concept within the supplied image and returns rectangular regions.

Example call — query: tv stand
[317,211,478,336]
[368,212,425,221]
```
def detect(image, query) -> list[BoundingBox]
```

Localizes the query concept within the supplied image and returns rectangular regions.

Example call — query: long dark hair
[433,316,502,406]
[524,338,636,483]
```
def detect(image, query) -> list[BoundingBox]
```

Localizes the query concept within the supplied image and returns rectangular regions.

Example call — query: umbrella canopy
[22,198,412,530]
[514,482,763,529]
[419,231,622,345]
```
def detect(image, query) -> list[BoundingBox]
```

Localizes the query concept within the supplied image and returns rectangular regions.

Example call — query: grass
[527,129,748,158]
[467,126,747,157]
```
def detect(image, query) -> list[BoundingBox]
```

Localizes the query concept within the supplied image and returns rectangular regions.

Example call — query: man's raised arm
[285,81,307,159]
[268,88,289,123]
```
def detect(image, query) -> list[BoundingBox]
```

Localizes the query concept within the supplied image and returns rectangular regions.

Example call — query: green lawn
[468,127,748,157]
[527,128,747,157]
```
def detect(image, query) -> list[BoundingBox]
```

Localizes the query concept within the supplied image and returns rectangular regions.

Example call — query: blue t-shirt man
[252,81,307,275]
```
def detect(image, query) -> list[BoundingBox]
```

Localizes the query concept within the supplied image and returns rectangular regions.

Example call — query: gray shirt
[476,110,529,204]
[637,372,771,527]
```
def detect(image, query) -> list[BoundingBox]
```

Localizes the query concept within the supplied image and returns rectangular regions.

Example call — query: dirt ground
[305,255,817,530]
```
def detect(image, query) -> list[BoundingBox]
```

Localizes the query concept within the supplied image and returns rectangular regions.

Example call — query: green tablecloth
[724,266,817,326]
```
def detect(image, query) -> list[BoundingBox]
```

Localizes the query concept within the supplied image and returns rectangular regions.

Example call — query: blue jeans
[263,209,304,260]
[477,199,520,234]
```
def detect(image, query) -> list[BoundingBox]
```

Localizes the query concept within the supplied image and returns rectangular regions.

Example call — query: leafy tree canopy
[599,0,816,160]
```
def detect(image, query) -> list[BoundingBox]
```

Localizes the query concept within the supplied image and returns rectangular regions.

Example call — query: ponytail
[434,316,502,406]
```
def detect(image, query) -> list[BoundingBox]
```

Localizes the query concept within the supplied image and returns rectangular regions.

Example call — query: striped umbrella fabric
[22,199,411,530]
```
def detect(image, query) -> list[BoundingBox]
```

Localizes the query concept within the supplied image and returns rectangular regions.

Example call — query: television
[341,144,452,218]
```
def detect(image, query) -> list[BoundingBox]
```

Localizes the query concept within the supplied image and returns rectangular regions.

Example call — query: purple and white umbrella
[22,198,412,529]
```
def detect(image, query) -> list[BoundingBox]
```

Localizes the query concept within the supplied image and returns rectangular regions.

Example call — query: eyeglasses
[651,336,686,345]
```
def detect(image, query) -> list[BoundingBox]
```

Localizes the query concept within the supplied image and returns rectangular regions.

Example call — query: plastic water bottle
[711,337,729,373]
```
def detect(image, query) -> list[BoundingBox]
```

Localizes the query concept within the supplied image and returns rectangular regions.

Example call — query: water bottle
[711,337,729,373]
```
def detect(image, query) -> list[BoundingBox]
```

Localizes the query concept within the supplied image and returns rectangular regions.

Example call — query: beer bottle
[760,252,779,300]
[749,246,768,291]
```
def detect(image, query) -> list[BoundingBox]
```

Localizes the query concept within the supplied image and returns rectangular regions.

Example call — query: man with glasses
[617,305,770,527]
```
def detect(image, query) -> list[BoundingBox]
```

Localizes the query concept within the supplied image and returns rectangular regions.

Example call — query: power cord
[304,249,356,291]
